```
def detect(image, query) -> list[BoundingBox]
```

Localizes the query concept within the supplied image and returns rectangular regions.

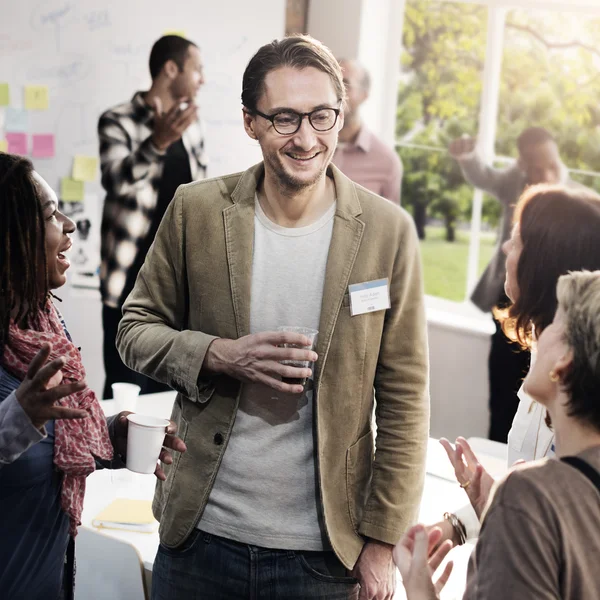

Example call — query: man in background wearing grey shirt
[118,34,429,600]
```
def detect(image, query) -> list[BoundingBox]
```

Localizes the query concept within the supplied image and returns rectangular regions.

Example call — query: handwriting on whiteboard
[30,0,77,51]
[0,34,35,53]
[85,9,111,32]
[25,54,93,87]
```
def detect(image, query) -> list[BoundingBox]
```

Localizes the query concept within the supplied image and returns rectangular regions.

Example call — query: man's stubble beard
[263,138,338,195]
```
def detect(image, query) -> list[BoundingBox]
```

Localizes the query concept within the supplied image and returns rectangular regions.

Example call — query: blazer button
[213,432,224,445]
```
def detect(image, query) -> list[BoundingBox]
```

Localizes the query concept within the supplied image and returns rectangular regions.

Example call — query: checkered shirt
[98,91,207,307]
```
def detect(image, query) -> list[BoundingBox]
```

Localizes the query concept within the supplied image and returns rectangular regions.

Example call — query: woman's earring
[549,370,560,383]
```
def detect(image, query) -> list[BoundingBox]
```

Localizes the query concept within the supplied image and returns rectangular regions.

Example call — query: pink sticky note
[32,134,55,158]
[6,132,27,156]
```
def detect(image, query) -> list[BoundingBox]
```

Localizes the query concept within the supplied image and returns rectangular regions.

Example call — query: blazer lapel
[315,166,364,381]
[221,162,364,359]
[222,164,264,338]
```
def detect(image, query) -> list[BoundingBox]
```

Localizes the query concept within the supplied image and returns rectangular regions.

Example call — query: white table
[82,392,507,599]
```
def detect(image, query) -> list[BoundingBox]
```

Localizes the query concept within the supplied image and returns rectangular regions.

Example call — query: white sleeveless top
[506,348,555,464]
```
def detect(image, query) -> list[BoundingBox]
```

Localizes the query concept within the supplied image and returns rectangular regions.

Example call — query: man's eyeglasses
[252,107,341,135]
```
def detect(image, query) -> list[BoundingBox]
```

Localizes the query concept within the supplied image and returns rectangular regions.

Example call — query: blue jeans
[151,529,360,599]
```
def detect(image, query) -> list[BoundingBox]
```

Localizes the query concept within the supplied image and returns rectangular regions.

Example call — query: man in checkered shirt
[98,35,208,399]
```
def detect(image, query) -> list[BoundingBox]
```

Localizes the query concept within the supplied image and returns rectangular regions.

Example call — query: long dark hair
[0,153,47,353]
[500,184,600,347]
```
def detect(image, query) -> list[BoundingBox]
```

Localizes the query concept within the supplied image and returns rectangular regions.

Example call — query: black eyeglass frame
[251,106,341,135]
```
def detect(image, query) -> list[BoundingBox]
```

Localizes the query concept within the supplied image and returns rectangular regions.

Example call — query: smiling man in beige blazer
[117,34,429,600]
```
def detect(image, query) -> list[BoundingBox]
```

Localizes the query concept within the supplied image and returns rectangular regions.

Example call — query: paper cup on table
[125,414,169,474]
[111,383,141,413]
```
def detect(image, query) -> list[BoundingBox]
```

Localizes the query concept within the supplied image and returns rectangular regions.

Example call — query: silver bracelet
[444,511,467,546]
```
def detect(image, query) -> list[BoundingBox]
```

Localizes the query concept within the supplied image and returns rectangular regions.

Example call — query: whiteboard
[0,0,285,395]
[0,0,285,192]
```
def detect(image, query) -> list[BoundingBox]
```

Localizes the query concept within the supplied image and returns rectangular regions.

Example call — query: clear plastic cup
[125,414,169,474]
[111,382,141,413]
[276,326,319,388]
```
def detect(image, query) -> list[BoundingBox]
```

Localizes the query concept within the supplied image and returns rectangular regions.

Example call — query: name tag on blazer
[348,278,391,316]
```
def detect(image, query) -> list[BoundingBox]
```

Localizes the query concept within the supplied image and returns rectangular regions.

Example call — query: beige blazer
[117,162,430,568]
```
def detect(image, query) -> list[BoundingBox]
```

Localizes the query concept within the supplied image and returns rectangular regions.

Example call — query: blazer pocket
[346,429,374,532]
[156,402,190,517]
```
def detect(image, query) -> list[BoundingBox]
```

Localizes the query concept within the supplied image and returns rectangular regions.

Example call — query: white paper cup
[111,383,141,413]
[125,414,169,474]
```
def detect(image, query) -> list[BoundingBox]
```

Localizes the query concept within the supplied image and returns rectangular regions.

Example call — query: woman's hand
[424,519,461,552]
[393,525,454,600]
[112,413,187,480]
[439,437,495,518]
[15,343,88,430]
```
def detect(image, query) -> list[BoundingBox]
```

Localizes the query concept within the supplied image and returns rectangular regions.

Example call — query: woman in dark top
[0,153,186,599]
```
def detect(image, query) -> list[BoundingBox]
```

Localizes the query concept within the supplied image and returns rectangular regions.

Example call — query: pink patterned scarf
[3,299,113,536]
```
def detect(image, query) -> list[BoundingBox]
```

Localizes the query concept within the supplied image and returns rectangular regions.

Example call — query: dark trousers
[488,317,530,443]
[151,529,359,600]
[102,304,170,400]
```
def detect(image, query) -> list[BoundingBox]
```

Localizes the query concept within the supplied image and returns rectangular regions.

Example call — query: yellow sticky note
[61,177,84,202]
[0,140,8,153]
[0,83,9,106]
[163,30,186,38]
[25,85,49,110]
[72,155,98,182]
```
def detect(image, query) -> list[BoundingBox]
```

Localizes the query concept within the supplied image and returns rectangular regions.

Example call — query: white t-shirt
[198,196,336,550]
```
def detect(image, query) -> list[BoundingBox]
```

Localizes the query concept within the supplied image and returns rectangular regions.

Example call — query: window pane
[398,0,488,301]
[498,8,600,173]
[570,172,600,195]
[398,147,481,302]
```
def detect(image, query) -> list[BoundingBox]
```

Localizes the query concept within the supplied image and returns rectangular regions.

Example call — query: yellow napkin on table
[92,498,158,533]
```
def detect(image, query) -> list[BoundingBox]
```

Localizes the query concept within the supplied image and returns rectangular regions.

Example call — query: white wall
[307,0,405,145]
[427,319,492,440]
[356,0,405,145]
[306,0,363,60]
[61,289,104,396]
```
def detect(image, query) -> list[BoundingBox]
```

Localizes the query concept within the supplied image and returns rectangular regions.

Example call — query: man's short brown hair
[241,35,345,113]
